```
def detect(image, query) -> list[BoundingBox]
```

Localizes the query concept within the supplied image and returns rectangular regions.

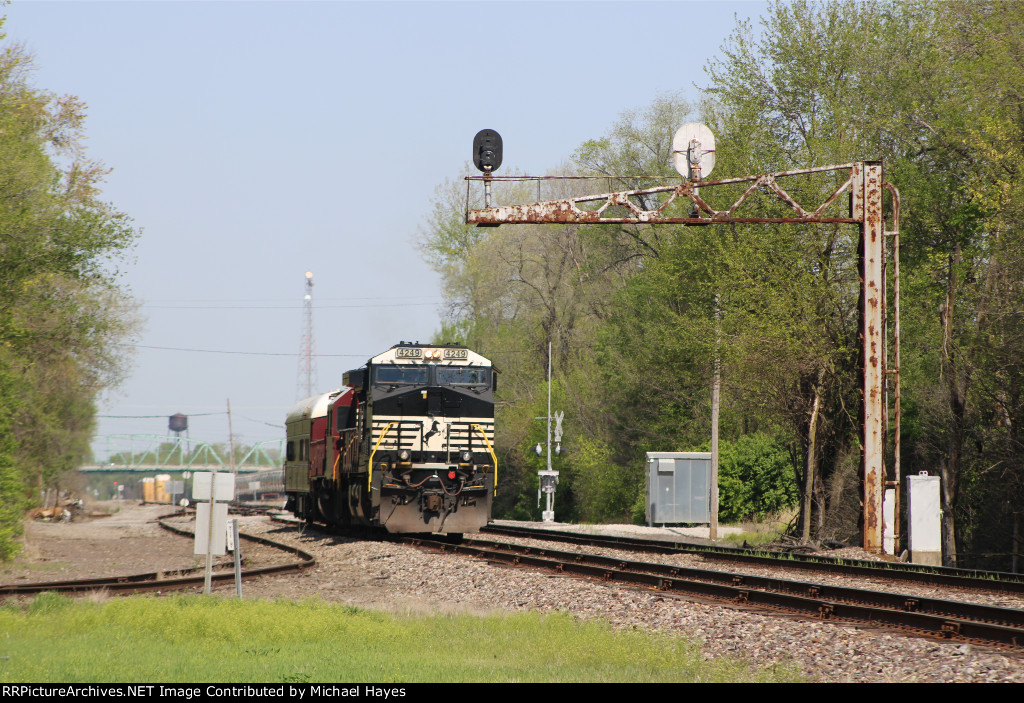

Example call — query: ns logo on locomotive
[284,342,496,534]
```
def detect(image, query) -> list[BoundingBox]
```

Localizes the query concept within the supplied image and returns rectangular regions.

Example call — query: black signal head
[473,129,502,173]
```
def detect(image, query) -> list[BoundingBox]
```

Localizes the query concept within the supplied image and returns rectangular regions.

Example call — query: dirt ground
[0,501,232,584]
[0,500,880,600]
[0,501,481,608]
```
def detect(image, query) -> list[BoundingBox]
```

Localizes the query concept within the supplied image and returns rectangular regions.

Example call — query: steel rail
[404,536,1024,649]
[0,514,315,597]
[261,516,1024,647]
[481,524,1024,594]
[465,537,1024,629]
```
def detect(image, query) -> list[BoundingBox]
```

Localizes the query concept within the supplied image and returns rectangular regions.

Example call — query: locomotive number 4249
[395,347,469,360]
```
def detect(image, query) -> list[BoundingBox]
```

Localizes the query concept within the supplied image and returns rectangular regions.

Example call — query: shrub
[714,433,797,523]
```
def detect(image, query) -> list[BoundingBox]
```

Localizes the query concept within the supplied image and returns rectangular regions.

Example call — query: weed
[0,595,805,683]
[26,591,73,615]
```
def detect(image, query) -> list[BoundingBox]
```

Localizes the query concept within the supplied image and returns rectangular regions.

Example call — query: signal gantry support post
[466,159,900,554]
[858,162,887,553]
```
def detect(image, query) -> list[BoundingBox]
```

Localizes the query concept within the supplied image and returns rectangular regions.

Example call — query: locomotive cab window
[436,367,490,386]
[374,366,429,386]
[286,441,295,461]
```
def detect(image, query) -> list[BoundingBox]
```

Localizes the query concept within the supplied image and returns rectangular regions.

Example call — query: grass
[720,514,794,548]
[0,593,804,683]
[722,530,781,548]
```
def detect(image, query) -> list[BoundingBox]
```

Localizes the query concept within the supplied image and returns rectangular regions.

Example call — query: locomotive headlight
[460,450,472,463]
[399,449,411,462]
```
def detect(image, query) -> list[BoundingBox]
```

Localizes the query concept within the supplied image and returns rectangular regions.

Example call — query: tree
[0,36,139,559]
[697,0,964,546]
[699,0,1024,563]
[930,0,1024,567]
[417,2,1024,567]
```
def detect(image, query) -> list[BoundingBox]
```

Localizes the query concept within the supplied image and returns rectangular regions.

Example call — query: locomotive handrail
[333,433,359,480]
[368,421,396,491]
[472,423,498,496]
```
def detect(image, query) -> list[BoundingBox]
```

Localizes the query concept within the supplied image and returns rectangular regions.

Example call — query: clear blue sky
[2,0,767,457]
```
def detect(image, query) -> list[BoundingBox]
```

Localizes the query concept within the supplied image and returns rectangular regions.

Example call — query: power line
[134,344,370,357]
[97,412,226,418]
[128,343,551,358]
[238,414,284,428]
[144,295,441,303]
[144,302,440,310]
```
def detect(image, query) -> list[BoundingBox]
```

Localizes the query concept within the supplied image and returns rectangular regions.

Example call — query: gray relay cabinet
[645,452,712,526]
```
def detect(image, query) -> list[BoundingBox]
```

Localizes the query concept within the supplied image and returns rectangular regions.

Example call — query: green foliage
[723,530,783,548]
[563,436,635,523]
[630,490,647,526]
[416,0,1024,565]
[0,446,25,561]
[24,591,75,616]
[0,30,139,559]
[0,594,804,682]
[710,433,798,523]
[0,360,25,559]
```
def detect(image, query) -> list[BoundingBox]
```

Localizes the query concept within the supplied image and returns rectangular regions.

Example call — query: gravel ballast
[6,503,1024,683]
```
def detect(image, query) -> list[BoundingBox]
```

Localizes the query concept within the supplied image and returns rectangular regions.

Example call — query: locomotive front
[355,342,496,533]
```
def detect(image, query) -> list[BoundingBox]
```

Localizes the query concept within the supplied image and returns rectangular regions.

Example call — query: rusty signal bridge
[465,155,901,555]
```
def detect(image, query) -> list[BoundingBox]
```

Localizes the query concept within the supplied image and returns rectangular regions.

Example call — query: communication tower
[296,271,318,400]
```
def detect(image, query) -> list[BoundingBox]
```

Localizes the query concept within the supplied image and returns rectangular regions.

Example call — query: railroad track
[55,511,1014,650]
[482,524,1024,595]
[402,533,1024,650]
[0,513,315,597]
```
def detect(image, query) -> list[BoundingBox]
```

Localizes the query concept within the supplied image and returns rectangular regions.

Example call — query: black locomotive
[284,342,496,533]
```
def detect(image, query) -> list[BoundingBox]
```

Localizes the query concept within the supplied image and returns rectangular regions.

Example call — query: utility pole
[227,398,236,474]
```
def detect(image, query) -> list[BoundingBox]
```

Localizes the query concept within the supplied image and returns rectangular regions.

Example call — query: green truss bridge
[81,435,283,473]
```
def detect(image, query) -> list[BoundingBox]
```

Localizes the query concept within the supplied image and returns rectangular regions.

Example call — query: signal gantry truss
[466,162,893,226]
[465,161,901,555]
